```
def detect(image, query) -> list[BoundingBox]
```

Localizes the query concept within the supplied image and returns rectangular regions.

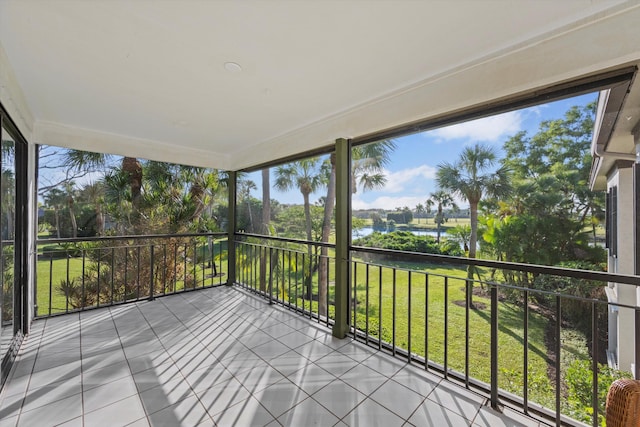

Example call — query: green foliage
[386,209,413,225]
[353,231,463,256]
[484,102,605,268]
[565,360,632,425]
[371,212,386,231]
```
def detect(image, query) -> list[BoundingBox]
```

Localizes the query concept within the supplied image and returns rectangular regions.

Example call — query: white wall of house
[606,165,637,373]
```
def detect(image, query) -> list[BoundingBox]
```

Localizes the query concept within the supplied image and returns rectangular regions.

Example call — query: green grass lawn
[36,240,229,316]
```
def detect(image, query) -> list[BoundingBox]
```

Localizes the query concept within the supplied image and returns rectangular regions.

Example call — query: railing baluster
[555,295,561,427]
[48,252,53,316]
[268,247,273,305]
[490,284,499,410]
[65,250,70,313]
[81,249,86,310]
[365,263,369,346]
[465,276,470,388]
[137,245,141,298]
[444,276,448,379]
[173,243,178,293]
[149,244,155,300]
[162,244,167,294]
[111,248,115,304]
[96,248,100,307]
[425,273,429,371]
[408,270,412,363]
[524,288,529,414]
[592,301,598,427]
[353,260,358,334]
[378,265,383,350]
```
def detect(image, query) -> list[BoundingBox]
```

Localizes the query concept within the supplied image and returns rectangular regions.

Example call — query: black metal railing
[36,233,227,317]
[231,235,640,427]
[234,234,336,328]
[350,245,640,427]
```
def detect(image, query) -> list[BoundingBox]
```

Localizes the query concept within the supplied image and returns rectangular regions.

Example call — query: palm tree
[260,168,271,292]
[449,224,471,253]
[414,203,425,224]
[63,181,78,238]
[80,182,105,235]
[425,190,458,243]
[238,179,257,233]
[316,140,395,317]
[275,159,324,242]
[275,158,325,300]
[43,188,66,238]
[436,144,511,285]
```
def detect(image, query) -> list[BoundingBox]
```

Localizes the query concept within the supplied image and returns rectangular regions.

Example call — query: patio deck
[0,286,542,426]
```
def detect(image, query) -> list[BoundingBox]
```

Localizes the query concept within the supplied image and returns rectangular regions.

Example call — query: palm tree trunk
[467,201,479,308]
[469,201,478,259]
[259,169,270,292]
[54,208,61,238]
[303,191,313,300]
[436,205,443,243]
[318,154,336,317]
[68,198,78,238]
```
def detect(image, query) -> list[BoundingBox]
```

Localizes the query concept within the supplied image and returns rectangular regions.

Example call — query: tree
[43,188,66,238]
[448,224,471,253]
[316,140,396,317]
[79,182,105,235]
[63,181,78,238]
[483,102,604,268]
[437,144,511,306]
[414,203,425,224]
[260,168,271,292]
[425,190,458,243]
[275,158,326,300]
[238,179,258,232]
[437,144,510,260]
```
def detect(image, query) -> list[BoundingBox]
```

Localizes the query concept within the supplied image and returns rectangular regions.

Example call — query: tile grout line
[107,305,153,426]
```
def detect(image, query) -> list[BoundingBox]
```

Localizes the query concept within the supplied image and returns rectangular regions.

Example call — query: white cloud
[382,165,436,193]
[429,110,523,143]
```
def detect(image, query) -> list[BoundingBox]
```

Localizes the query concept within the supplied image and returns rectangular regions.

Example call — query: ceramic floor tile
[233,364,285,394]
[139,377,195,415]
[277,397,340,427]
[250,340,291,360]
[211,396,276,427]
[83,395,146,427]
[182,363,232,394]
[310,379,366,419]
[342,397,405,427]
[360,353,406,378]
[147,394,213,427]
[266,350,310,376]
[83,376,139,413]
[195,377,251,416]
[369,379,425,419]
[390,364,441,397]
[251,380,309,419]
[408,398,471,427]
[427,381,485,422]
[21,378,82,413]
[276,331,314,349]
[314,352,359,377]
[18,393,82,427]
[132,362,183,392]
[473,405,540,427]
[286,363,336,395]
[83,360,132,390]
[339,363,388,395]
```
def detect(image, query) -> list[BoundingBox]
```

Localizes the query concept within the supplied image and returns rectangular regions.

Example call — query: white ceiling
[1,0,640,170]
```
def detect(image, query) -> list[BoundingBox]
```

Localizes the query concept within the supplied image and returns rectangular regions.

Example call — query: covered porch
[0,286,539,427]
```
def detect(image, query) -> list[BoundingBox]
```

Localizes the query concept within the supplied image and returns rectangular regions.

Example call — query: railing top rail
[351,245,640,286]
[36,232,227,245]
[236,232,335,248]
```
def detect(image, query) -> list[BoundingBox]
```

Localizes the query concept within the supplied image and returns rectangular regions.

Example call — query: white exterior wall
[607,166,637,373]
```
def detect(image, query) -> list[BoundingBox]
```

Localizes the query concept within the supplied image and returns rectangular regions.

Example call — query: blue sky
[250,92,598,210]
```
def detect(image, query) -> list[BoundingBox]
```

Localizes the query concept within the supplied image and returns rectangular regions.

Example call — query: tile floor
[0,286,544,426]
